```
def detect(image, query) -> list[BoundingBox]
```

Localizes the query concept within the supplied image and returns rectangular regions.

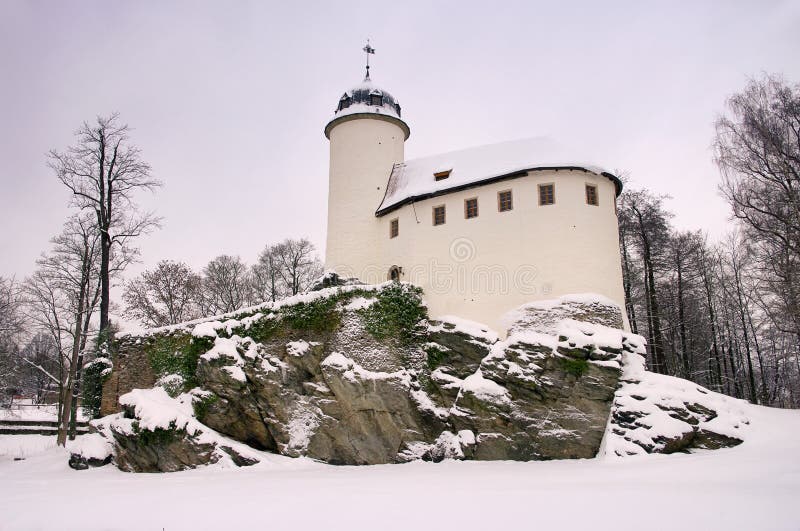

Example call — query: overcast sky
[2,0,799,285]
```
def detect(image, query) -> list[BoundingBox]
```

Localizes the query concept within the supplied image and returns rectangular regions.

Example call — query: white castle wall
[377,169,628,333]
[326,116,628,334]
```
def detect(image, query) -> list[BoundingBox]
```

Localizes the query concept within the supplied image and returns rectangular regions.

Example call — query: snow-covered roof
[376,138,622,216]
[324,79,410,139]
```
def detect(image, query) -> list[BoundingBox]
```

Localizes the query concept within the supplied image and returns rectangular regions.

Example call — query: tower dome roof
[324,78,410,140]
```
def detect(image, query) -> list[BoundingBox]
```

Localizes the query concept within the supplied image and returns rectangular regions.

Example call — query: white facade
[324,79,628,333]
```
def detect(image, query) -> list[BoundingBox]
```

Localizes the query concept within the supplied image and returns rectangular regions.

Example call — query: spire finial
[363,39,375,81]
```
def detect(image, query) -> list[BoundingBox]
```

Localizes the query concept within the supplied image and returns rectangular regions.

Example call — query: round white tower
[324,76,409,283]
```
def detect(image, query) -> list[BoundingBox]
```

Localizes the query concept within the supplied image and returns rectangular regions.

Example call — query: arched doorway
[388,265,401,282]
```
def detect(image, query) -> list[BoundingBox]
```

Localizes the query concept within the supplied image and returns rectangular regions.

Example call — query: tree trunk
[620,230,639,334]
[676,258,690,378]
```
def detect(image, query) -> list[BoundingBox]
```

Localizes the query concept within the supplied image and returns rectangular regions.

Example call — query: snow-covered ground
[1,403,798,531]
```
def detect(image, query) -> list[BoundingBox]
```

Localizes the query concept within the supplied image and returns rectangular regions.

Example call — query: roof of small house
[324,79,410,139]
[376,138,623,216]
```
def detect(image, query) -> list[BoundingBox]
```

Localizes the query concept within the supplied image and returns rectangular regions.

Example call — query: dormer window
[434,169,451,181]
[370,89,383,106]
[395,103,402,117]
[338,94,351,111]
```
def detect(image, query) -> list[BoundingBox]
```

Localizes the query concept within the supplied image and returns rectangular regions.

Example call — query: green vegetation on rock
[281,296,341,332]
[82,357,113,419]
[559,357,589,377]
[131,420,184,446]
[192,393,219,422]
[359,283,427,345]
[146,334,214,390]
[425,344,449,370]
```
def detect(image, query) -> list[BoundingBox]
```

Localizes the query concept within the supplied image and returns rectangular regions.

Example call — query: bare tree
[618,189,673,374]
[200,255,252,314]
[48,113,161,339]
[23,214,102,445]
[123,260,202,328]
[715,74,800,342]
[273,238,324,296]
[251,245,285,303]
[17,333,61,404]
[0,277,25,403]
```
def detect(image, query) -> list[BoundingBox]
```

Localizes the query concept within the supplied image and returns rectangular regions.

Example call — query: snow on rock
[285,340,312,357]
[429,315,499,344]
[89,387,261,472]
[192,321,221,338]
[286,400,322,454]
[459,370,511,405]
[603,350,748,457]
[154,373,185,397]
[321,352,412,386]
[67,433,113,470]
[505,292,625,334]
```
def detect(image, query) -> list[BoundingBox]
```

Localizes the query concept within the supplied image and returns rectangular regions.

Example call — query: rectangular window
[498,190,513,212]
[586,184,598,206]
[539,183,555,206]
[434,170,451,181]
[433,205,446,226]
[390,218,399,238]
[465,197,479,219]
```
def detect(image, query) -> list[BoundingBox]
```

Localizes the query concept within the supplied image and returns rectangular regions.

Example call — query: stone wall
[100,335,160,416]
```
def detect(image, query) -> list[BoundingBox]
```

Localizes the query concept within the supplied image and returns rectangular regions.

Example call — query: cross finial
[363,39,375,80]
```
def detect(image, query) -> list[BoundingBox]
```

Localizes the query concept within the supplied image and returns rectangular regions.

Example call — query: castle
[324,53,628,333]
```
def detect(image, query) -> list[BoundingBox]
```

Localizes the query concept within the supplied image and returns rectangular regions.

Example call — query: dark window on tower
[370,94,383,106]
[390,218,399,238]
[338,96,351,111]
[498,190,513,212]
[465,198,479,219]
[586,184,598,206]
[433,205,446,226]
[539,183,555,206]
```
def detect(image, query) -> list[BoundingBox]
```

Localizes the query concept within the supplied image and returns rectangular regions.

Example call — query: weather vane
[363,39,375,80]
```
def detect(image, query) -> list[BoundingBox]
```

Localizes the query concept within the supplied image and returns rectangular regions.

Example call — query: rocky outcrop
[166,288,636,464]
[90,388,261,472]
[91,285,747,471]
[603,350,747,456]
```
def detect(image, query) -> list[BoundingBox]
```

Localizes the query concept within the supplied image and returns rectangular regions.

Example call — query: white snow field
[1,403,798,531]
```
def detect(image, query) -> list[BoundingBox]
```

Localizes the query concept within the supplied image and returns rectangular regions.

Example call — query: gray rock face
[96,287,747,470]
[193,292,632,464]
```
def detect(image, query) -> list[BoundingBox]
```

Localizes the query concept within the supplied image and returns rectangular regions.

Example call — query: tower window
[465,198,479,219]
[338,95,351,111]
[390,218,399,238]
[498,190,513,212]
[433,205,446,226]
[586,184,598,206]
[539,183,555,206]
[434,169,451,181]
[370,94,383,106]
